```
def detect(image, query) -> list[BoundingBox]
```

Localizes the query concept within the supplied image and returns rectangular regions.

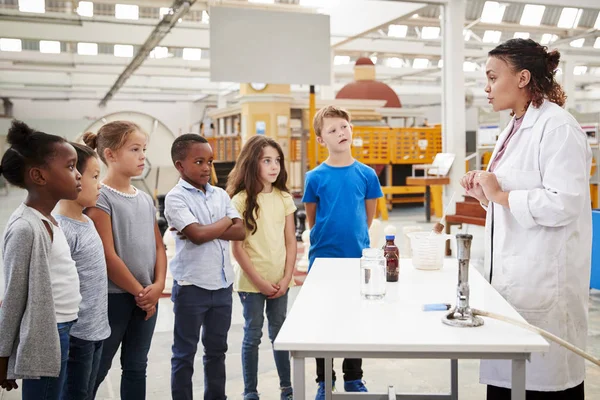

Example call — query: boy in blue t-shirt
[302,105,383,399]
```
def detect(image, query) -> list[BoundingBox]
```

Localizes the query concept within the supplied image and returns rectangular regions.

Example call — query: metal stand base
[442,308,485,328]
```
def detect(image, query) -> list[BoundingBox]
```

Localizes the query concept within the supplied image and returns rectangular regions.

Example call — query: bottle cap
[385,235,395,241]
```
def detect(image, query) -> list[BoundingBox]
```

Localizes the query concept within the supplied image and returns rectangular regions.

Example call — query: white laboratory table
[273,258,549,400]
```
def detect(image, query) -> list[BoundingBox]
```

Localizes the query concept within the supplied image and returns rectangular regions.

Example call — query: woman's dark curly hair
[489,38,567,108]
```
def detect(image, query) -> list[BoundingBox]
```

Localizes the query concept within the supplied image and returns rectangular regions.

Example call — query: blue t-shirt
[302,160,383,269]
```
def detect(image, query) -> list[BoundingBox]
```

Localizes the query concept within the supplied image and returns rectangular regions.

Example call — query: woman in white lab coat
[461,39,592,400]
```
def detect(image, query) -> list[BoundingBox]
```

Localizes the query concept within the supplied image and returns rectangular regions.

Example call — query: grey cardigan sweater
[0,203,61,379]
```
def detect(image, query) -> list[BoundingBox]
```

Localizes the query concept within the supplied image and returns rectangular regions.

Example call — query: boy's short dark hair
[171,133,209,164]
[313,105,351,137]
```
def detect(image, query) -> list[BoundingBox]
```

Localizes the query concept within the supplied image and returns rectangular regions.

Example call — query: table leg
[425,185,431,222]
[450,359,458,400]
[325,358,333,400]
[511,358,526,400]
[293,355,305,400]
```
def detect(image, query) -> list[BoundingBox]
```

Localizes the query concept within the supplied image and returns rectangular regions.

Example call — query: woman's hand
[460,171,488,205]
[474,172,510,208]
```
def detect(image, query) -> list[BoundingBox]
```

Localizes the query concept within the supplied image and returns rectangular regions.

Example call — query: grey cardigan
[0,203,61,379]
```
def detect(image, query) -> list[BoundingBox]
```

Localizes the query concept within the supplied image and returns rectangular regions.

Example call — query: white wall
[4,99,208,140]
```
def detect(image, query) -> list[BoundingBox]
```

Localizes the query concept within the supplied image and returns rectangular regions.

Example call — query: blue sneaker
[281,387,293,400]
[315,381,335,400]
[344,379,368,392]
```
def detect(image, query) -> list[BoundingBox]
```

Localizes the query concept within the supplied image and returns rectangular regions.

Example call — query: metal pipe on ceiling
[98,0,195,107]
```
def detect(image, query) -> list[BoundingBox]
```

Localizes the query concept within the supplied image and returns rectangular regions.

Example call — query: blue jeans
[93,293,158,400]
[22,321,75,400]
[171,283,233,400]
[60,336,103,400]
[239,290,291,399]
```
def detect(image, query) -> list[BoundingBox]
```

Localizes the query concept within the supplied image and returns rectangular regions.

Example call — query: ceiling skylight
[482,30,502,43]
[480,2,506,24]
[520,5,545,26]
[40,40,61,54]
[557,8,582,29]
[421,27,440,39]
[77,1,93,17]
[388,25,408,38]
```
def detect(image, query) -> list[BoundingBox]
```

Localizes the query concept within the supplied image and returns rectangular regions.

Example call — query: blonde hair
[82,121,143,165]
[313,105,351,137]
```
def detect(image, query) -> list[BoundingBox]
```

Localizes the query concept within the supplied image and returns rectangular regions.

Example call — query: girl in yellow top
[227,135,297,400]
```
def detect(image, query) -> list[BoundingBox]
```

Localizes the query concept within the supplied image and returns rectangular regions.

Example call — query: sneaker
[243,393,260,400]
[344,379,368,392]
[315,381,336,400]
[280,387,293,400]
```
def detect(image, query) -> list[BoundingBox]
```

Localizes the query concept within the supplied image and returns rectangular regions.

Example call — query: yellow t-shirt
[231,188,297,293]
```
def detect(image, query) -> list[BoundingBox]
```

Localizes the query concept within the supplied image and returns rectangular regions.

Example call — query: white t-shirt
[28,207,81,323]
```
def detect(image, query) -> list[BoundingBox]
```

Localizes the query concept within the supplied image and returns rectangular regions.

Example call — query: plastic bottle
[383,235,399,282]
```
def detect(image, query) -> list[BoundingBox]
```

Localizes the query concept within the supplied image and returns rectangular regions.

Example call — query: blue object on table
[422,303,452,311]
[591,210,600,289]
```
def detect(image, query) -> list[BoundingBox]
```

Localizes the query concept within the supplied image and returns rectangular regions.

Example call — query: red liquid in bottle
[383,235,399,282]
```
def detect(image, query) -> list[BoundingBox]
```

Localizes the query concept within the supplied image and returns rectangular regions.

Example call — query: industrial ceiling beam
[99,0,195,107]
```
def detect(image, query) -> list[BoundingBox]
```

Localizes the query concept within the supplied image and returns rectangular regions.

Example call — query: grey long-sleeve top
[0,203,61,379]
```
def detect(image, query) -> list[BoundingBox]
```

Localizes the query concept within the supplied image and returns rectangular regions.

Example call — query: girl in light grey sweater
[0,121,83,400]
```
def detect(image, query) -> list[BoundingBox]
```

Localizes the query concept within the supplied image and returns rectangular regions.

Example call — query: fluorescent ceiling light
[77,42,98,55]
[115,4,139,20]
[520,5,545,26]
[334,55,350,65]
[0,38,22,52]
[540,33,558,45]
[570,38,585,48]
[183,48,202,61]
[40,40,61,54]
[412,58,430,69]
[573,66,587,75]
[513,32,530,39]
[482,30,502,43]
[150,46,169,59]
[438,60,444,68]
[77,1,93,17]
[421,27,440,39]
[370,56,378,64]
[388,25,408,38]
[595,37,600,49]
[463,61,478,72]
[202,10,209,23]
[480,1,506,24]
[386,57,404,68]
[114,44,133,58]
[557,8,582,29]
[19,0,44,13]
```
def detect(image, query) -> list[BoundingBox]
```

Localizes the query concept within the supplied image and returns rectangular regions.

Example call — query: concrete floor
[1,187,599,399]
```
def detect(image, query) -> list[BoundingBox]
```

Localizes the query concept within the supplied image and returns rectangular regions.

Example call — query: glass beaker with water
[360,248,386,300]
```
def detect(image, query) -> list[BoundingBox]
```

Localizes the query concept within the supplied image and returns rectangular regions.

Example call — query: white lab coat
[479,100,592,391]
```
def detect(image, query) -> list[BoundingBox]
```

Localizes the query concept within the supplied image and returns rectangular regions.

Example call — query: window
[386,57,404,68]
[77,1,93,17]
[182,48,201,61]
[520,5,545,26]
[201,10,209,23]
[540,33,558,45]
[40,40,60,54]
[569,38,585,48]
[463,62,478,72]
[77,42,98,55]
[513,32,530,39]
[573,66,587,76]
[333,55,350,65]
[412,58,429,69]
[557,8,582,29]
[437,60,443,68]
[0,38,22,52]
[159,7,170,19]
[18,0,44,13]
[388,25,408,38]
[370,56,377,64]
[421,27,440,40]
[594,37,600,49]
[115,4,139,20]
[480,1,505,24]
[114,44,133,57]
[149,46,169,59]
[482,30,502,43]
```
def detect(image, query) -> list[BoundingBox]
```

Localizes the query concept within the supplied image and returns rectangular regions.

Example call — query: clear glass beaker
[360,248,386,300]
